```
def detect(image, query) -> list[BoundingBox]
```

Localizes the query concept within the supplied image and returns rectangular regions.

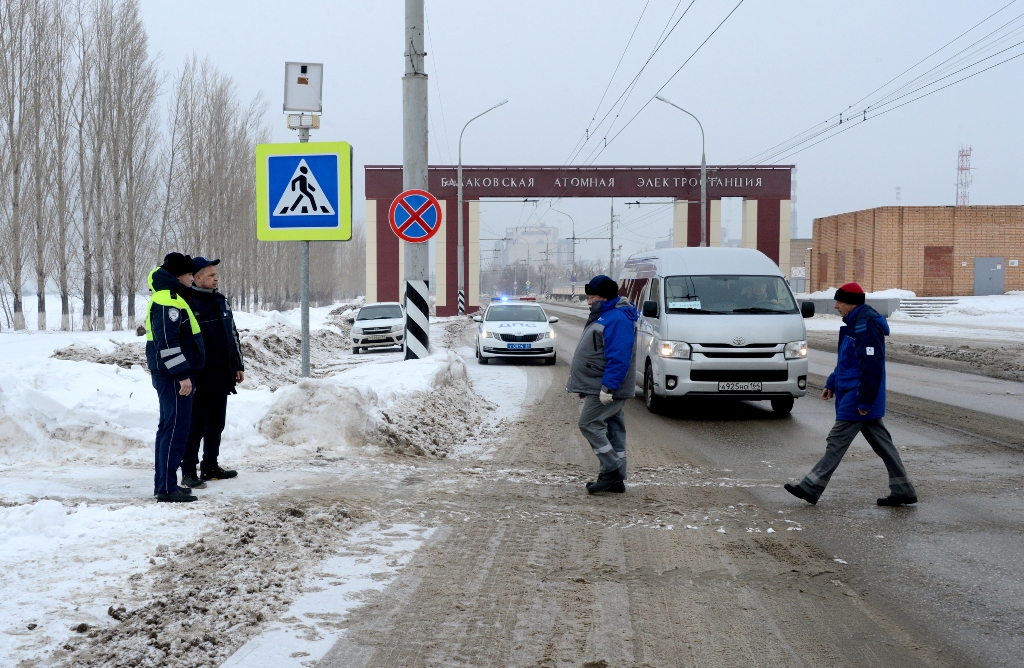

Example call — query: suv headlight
[391,324,404,333]
[352,327,362,335]
[658,341,691,359]
[785,340,808,359]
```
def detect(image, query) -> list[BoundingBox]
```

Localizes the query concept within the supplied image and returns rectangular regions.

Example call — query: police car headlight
[481,330,495,339]
[658,341,691,359]
[542,330,555,339]
[785,340,808,359]
[391,324,404,333]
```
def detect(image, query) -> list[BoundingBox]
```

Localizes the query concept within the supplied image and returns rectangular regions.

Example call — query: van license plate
[508,343,532,350]
[719,381,761,392]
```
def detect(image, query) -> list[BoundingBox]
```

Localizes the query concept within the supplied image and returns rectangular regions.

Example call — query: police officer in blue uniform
[145,253,205,502]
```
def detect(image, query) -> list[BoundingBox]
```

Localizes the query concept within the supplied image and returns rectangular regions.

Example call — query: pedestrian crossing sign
[256,141,352,241]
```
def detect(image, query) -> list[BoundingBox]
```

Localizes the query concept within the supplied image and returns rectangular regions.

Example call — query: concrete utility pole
[458,99,507,314]
[403,0,430,359]
[656,96,707,247]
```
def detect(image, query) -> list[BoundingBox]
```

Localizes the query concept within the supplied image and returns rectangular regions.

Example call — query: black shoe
[586,471,624,495]
[784,483,818,505]
[608,481,626,494]
[877,494,917,506]
[155,486,191,496]
[201,466,237,481]
[157,488,197,503]
[180,475,207,489]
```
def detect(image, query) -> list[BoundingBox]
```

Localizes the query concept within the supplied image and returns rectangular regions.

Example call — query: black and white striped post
[457,289,466,315]
[405,280,430,359]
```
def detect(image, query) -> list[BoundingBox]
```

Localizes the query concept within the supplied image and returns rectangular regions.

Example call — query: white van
[619,247,814,414]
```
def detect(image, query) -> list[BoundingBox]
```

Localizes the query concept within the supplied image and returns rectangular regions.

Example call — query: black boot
[784,483,818,505]
[157,488,197,503]
[201,466,237,481]
[586,470,624,495]
[877,493,917,506]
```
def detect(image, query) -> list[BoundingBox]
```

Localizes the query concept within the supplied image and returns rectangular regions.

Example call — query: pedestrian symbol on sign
[273,159,335,216]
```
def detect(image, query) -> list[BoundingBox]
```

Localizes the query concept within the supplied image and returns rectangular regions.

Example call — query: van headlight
[658,341,691,359]
[785,340,808,359]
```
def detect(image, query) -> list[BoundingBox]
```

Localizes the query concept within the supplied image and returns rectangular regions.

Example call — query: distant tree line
[0,0,364,331]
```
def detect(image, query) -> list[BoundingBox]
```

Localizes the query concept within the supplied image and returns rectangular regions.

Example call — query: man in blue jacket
[785,283,917,506]
[145,253,206,503]
[566,275,639,494]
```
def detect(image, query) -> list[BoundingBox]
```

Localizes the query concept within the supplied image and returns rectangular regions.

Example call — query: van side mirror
[642,300,659,318]
[548,316,559,323]
[801,301,815,318]
[472,315,482,322]
[346,317,355,324]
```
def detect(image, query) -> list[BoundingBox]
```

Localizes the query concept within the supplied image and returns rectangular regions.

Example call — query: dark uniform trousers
[183,381,228,476]
[153,374,194,494]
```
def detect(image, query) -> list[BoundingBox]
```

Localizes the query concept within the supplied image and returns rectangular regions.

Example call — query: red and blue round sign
[389,189,443,243]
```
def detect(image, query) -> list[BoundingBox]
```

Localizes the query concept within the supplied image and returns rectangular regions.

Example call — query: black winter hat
[585,274,619,299]
[161,252,196,277]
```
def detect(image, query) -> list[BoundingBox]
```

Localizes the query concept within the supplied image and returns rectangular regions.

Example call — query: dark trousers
[578,395,628,478]
[153,374,193,495]
[182,386,228,476]
[798,418,916,501]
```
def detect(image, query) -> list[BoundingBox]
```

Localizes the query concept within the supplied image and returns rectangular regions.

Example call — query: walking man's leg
[795,420,862,501]
[860,419,918,502]
[606,404,627,480]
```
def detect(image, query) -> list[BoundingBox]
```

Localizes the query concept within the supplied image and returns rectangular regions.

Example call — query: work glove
[599,388,614,405]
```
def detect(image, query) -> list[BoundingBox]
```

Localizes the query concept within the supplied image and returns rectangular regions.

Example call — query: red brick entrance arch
[365,165,793,315]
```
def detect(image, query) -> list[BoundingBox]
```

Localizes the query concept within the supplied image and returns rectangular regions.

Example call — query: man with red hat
[785,282,918,506]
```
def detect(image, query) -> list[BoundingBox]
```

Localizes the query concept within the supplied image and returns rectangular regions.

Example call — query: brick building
[811,206,1024,296]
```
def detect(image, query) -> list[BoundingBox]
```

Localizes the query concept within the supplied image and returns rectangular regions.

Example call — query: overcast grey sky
[140,0,1024,262]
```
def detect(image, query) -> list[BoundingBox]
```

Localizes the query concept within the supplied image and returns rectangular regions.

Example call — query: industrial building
[811,206,1023,296]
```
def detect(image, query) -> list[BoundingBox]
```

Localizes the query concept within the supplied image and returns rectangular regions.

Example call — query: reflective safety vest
[145,267,200,341]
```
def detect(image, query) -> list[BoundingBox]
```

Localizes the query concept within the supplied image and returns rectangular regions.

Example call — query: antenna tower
[956,145,973,206]
[895,186,901,205]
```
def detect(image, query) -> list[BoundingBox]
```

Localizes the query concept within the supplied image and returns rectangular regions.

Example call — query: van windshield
[663,275,797,314]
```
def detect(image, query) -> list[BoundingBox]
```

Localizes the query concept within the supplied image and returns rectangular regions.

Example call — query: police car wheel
[478,354,489,365]
[544,353,556,366]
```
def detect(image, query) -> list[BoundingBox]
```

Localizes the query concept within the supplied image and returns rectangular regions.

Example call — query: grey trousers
[578,394,627,478]
[798,418,916,500]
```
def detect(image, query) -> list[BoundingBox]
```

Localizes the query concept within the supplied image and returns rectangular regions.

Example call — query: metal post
[655,96,707,247]
[298,127,310,377]
[403,0,430,360]
[609,200,615,276]
[458,100,507,315]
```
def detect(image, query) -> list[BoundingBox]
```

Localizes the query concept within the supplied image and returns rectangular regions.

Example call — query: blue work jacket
[825,303,889,421]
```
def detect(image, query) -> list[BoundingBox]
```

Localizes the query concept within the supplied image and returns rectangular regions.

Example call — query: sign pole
[297,127,311,378]
[403,0,430,360]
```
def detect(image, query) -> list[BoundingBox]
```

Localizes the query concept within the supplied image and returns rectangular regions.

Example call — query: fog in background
[140,0,1024,263]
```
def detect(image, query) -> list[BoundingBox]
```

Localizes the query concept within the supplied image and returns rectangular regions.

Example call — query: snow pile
[48,499,358,668]
[799,288,916,299]
[237,325,349,391]
[256,348,496,459]
[51,340,146,368]
[0,498,216,665]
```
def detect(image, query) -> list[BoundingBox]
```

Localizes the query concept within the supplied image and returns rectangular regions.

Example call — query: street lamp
[655,95,707,247]
[551,209,576,294]
[458,99,508,314]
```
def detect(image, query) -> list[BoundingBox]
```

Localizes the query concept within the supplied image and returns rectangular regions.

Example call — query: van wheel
[771,396,795,415]
[644,363,666,414]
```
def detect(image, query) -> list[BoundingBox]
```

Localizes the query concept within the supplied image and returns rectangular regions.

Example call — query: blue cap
[193,257,221,272]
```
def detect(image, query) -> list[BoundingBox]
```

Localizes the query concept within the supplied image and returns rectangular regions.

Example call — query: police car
[348,302,406,354]
[473,298,558,365]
